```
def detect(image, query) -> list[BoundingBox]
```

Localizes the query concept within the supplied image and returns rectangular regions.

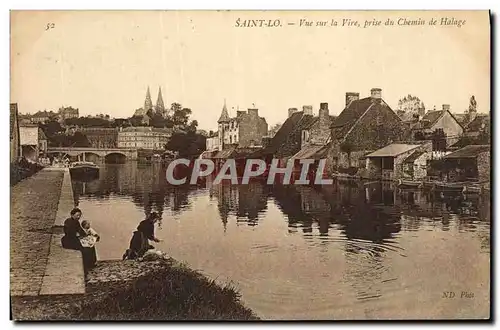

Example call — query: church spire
[144,86,153,112]
[218,98,230,123]
[155,87,165,114]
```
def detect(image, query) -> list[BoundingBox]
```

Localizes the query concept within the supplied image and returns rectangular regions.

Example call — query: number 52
[46,23,55,30]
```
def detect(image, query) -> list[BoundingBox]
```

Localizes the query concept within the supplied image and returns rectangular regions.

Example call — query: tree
[166,131,206,158]
[468,95,477,113]
[397,94,425,114]
[269,123,282,137]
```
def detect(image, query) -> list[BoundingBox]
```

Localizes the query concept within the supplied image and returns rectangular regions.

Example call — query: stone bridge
[46,147,138,161]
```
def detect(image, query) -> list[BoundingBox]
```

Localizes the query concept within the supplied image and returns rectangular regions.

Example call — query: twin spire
[144,86,165,114]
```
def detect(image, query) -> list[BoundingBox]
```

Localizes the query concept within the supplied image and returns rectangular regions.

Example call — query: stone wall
[238,110,268,147]
[477,151,490,182]
[329,101,405,172]
[343,102,406,151]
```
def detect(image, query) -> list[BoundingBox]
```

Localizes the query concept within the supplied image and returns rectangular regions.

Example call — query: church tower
[144,86,153,112]
[217,99,230,149]
[155,87,165,115]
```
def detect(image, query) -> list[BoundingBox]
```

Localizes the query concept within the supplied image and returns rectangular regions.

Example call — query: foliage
[269,123,282,137]
[468,95,477,113]
[166,131,206,158]
[397,94,425,114]
[10,159,44,186]
[64,117,111,128]
[48,132,90,147]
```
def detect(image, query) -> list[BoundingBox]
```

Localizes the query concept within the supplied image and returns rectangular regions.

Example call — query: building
[217,101,268,149]
[10,103,21,163]
[254,108,316,163]
[441,145,490,183]
[464,114,490,139]
[19,124,48,162]
[365,141,432,181]
[290,103,335,171]
[58,106,79,121]
[205,132,220,152]
[79,127,119,148]
[411,104,464,147]
[30,111,54,124]
[117,126,172,150]
[328,89,407,172]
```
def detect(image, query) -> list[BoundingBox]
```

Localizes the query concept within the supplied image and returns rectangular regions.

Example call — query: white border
[3,1,498,329]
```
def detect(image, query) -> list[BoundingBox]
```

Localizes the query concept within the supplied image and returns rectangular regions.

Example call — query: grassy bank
[12,258,259,321]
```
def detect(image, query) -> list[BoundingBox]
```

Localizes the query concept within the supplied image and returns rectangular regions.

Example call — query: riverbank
[12,258,259,320]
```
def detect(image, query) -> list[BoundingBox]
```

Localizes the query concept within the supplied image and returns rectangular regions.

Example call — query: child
[80,220,100,248]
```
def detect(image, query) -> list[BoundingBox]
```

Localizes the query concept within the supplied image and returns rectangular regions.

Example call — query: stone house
[328,88,407,173]
[365,141,432,181]
[10,103,21,163]
[217,101,268,149]
[441,145,490,183]
[254,108,317,164]
[411,104,464,147]
[464,114,490,139]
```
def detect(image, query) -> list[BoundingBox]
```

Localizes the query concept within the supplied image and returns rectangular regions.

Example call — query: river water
[71,162,490,320]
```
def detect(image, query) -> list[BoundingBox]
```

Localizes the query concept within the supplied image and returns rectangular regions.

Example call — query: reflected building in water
[207,176,270,230]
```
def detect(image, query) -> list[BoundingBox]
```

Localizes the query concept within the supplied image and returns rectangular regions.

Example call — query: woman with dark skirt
[61,207,97,273]
[123,212,162,260]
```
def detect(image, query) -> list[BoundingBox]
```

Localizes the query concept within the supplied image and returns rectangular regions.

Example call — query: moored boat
[69,161,100,178]
[397,179,423,189]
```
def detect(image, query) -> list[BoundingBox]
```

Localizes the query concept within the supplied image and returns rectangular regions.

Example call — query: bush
[10,161,43,186]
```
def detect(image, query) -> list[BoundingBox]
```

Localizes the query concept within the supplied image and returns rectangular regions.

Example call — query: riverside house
[253,108,317,165]
[441,145,490,183]
[364,141,432,181]
[328,89,407,174]
[410,104,464,147]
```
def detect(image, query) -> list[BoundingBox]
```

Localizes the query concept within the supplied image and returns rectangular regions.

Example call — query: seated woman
[61,208,97,272]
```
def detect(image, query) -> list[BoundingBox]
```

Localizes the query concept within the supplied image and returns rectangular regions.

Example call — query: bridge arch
[104,152,127,164]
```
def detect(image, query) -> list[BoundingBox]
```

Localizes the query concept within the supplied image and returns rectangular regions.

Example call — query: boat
[69,161,99,178]
[397,179,423,189]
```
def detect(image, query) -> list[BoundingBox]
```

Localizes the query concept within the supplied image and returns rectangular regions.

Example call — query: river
[71,162,490,320]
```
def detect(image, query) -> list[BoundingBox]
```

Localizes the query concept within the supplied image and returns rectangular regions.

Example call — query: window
[230,136,233,144]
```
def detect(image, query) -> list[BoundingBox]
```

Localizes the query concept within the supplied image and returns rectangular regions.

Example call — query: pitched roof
[403,150,425,164]
[420,110,444,128]
[330,97,377,139]
[466,114,490,132]
[259,111,313,155]
[366,143,421,158]
[443,145,490,159]
[290,144,329,160]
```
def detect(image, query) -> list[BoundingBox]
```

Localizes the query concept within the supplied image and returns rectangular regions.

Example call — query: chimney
[261,136,272,148]
[302,105,313,116]
[345,92,360,106]
[288,108,298,118]
[370,88,382,99]
[442,104,450,111]
[319,103,329,124]
[248,108,259,117]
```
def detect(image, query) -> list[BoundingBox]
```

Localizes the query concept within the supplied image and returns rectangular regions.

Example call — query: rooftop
[443,145,490,159]
[366,143,421,158]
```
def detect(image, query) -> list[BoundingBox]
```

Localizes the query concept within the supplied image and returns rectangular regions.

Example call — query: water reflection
[71,163,490,319]
[73,163,490,240]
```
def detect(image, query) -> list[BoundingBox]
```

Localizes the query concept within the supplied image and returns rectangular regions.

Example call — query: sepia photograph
[9,9,491,321]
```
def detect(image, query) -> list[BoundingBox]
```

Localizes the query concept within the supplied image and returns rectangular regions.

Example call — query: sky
[10,10,490,131]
